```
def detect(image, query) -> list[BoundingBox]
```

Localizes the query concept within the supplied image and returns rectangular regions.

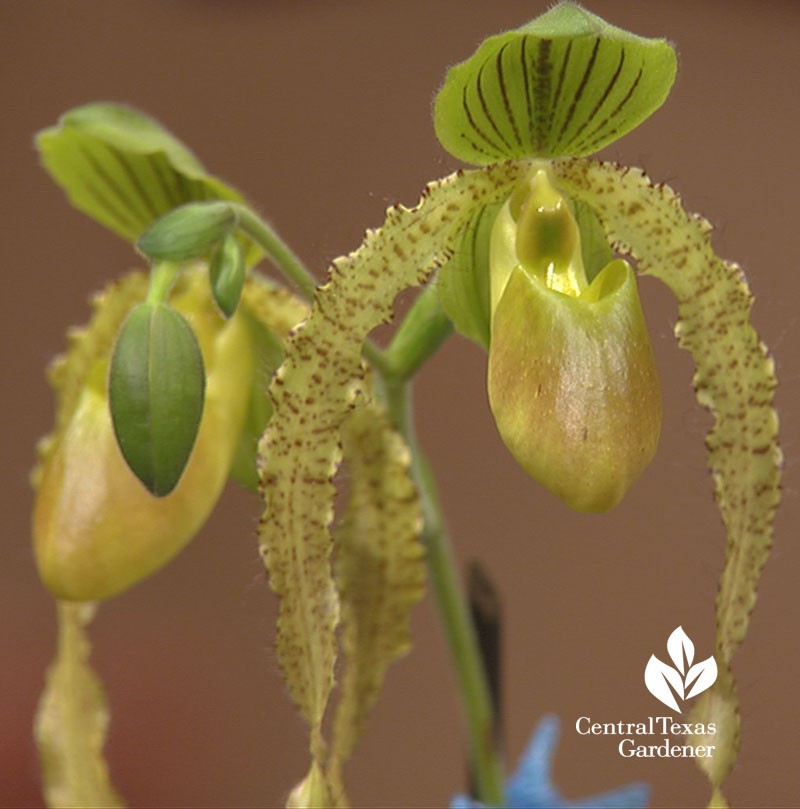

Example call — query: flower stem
[378,284,454,382]
[146,261,181,304]
[234,204,318,301]
[380,376,505,807]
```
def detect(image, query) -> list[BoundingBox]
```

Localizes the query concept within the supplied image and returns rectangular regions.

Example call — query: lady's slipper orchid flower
[432,0,675,513]
[33,104,311,601]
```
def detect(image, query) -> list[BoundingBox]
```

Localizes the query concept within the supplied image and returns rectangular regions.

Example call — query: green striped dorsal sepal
[434,1,677,164]
[36,103,261,263]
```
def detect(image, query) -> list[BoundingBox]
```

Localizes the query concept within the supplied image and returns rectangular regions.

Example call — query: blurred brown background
[3,1,799,807]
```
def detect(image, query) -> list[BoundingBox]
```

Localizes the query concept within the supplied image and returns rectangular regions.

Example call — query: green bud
[109,301,205,496]
[487,170,661,512]
[209,232,246,317]
[137,200,236,261]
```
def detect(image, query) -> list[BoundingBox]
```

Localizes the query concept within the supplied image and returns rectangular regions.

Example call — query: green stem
[378,284,454,383]
[146,261,180,304]
[381,377,505,806]
[234,205,318,301]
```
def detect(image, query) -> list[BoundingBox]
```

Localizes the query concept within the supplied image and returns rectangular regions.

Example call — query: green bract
[109,301,205,496]
[137,200,237,261]
[434,1,676,163]
[209,232,246,317]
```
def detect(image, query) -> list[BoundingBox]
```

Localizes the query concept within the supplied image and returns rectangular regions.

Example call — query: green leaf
[551,157,780,799]
[434,1,676,163]
[109,301,205,496]
[209,232,246,317]
[35,602,123,809]
[137,201,236,262]
[36,102,260,262]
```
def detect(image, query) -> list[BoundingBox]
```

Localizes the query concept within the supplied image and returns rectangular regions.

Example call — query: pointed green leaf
[35,602,123,809]
[36,102,260,261]
[109,302,205,496]
[434,1,676,163]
